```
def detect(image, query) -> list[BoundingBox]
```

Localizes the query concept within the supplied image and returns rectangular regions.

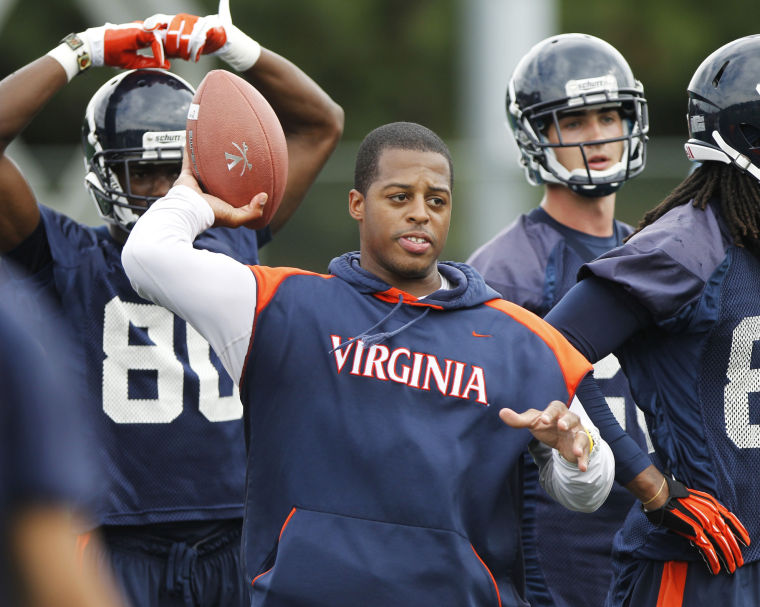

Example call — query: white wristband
[46,33,92,82]
[217,24,261,72]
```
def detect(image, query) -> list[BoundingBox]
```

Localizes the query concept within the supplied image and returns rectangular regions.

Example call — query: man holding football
[121,118,621,606]
[0,2,343,606]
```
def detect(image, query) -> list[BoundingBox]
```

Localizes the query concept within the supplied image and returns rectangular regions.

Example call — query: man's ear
[348,189,364,221]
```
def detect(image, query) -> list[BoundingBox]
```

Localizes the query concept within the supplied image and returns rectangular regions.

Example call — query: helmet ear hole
[739,123,760,149]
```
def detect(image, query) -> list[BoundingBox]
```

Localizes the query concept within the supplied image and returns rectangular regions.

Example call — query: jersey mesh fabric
[4,206,261,526]
[699,246,760,561]
[584,201,760,565]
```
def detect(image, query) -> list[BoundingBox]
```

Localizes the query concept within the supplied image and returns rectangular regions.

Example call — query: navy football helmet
[82,69,195,232]
[684,35,760,182]
[507,33,648,197]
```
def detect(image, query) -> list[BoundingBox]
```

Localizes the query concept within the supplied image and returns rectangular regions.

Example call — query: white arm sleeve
[528,421,615,513]
[121,185,257,384]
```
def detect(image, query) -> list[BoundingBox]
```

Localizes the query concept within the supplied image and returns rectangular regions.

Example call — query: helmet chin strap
[712,130,760,181]
[540,142,631,187]
[687,130,760,182]
[112,204,141,231]
[570,181,621,198]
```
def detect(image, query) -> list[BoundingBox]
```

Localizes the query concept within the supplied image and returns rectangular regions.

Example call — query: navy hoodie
[239,252,591,607]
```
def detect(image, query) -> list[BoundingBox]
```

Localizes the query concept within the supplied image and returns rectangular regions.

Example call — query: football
[186,69,288,228]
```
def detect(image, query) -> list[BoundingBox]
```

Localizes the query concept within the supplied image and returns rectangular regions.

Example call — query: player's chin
[392,257,438,280]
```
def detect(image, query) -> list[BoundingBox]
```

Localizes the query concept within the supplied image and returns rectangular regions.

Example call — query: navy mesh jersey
[582,199,760,564]
[1,205,265,526]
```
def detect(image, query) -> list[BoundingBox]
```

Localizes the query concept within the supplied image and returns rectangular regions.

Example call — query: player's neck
[107,223,129,246]
[386,272,443,299]
[540,185,616,237]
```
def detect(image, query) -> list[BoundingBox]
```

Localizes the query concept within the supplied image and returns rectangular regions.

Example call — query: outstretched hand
[500,400,593,471]
[177,148,266,230]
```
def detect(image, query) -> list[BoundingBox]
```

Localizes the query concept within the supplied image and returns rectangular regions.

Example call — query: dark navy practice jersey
[1,205,267,526]
[582,199,760,564]
[469,207,650,607]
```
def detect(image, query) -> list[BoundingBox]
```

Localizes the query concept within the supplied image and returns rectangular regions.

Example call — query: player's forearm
[122,186,256,382]
[624,464,669,510]
[529,428,615,512]
[243,48,343,233]
[574,376,668,508]
[0,57,65,250]
[573,374,652,484]
[0,57,67,154]
[243,48,344,142]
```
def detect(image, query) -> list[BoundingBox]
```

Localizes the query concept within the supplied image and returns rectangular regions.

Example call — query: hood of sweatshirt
[327,251,499,310]
[325,252,501,352]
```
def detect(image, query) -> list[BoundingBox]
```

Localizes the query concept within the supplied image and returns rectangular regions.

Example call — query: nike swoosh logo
[472,331,492,338]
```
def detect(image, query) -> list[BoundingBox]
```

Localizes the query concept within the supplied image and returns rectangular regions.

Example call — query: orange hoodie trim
[248,266,332,317]
[484,299,592,400]
[251,507,298,588]
[278,507,297,540]
[373,287,444,310]
[470,545,502,607]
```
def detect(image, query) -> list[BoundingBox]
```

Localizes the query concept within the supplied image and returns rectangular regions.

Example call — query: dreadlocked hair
[628,162,760,257]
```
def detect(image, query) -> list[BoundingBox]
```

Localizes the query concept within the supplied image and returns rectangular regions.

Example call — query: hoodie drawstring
[330,294,430,352]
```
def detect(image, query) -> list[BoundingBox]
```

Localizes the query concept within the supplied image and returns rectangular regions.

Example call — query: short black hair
[353,122,453,195]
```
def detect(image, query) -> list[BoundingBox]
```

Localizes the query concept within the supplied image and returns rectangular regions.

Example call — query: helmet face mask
[86,148,183,231]
[507,33,649,197]
[684,34,760,182]
[82,69,194,233]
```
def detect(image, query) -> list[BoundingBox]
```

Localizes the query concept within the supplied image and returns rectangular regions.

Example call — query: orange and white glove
[47,23,169,81]
[143,0,261,71]
[143,13,226,62]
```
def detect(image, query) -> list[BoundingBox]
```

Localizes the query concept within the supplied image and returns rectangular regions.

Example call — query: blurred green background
[2,0,758,271]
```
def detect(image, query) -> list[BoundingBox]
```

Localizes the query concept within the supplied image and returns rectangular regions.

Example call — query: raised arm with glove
[142,0,261,71]
[46,21,169,81]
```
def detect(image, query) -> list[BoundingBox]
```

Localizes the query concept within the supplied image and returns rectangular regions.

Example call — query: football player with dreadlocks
[544,35,760,605]
[0,2,343,606]
[469,33,748,606]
